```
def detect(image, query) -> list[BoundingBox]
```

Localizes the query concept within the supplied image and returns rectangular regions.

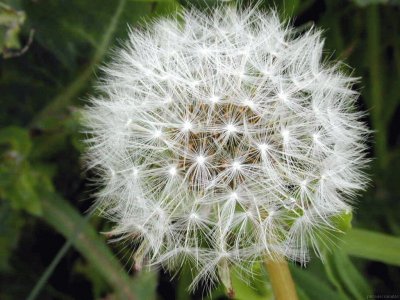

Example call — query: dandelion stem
[265,258,298,300]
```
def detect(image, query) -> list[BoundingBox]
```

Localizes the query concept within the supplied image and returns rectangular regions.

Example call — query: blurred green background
[1,0,399,299]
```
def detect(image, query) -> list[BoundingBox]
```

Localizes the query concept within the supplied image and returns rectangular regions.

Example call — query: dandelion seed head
[83,5,369,292]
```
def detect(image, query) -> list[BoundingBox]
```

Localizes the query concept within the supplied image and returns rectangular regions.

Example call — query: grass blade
[342,228,400,266]
[38,191,139,300]
[32,0,127,127]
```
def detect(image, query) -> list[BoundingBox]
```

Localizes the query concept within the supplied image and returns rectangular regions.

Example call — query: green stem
[366,5,387,169]
[32,0,127,128]
[265,258,299,300]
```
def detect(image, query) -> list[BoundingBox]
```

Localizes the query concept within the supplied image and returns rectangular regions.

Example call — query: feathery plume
[83,6,369,292]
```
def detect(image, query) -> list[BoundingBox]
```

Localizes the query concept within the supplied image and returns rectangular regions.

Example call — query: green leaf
[38,190,157,300]
[0,201,24,271]
[0,126,45,215]
[131,271,158,300]
[231,264,274,300]
[342,228,400,266]
[0,126,31,156]
[332,211,353,232]
[74,260,158,300]
[0,2,26,57]
[352,0,400,7]
[152,0,181,15]
[10,169,42,215]
[291,265,349,300]
[324,251,372,300]
[30,0,154,128]
[280,0,301,16]
[311,211,353,255]
[176,264,193,300]
[30,0,127,126]
[23,0,123,67]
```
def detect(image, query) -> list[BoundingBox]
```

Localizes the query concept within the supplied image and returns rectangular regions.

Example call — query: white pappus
[83,6,369,293]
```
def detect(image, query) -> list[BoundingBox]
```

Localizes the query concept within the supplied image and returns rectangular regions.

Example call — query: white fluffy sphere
[83,6,369,291]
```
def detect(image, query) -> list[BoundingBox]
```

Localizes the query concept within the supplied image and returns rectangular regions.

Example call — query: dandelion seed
[196,155,206,165]
[225,124,237,134]
[182,121,193,132]
[168,166,177,176]
[231,161,242,171]
[153,129,162,139]
[209,95,220,104]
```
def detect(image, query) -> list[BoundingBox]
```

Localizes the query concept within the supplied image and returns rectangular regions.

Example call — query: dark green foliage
[0,0,399,299]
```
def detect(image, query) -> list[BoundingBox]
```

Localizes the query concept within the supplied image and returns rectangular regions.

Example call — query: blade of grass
[366,5,388,169]
[26,214,90,300]
[290,265,348,300]
[324,251,372,300]
[342,228,400,266]
[323,257,347,297]
[27,241,72,300]
[32,0,127,128]
[36,191,138,300]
